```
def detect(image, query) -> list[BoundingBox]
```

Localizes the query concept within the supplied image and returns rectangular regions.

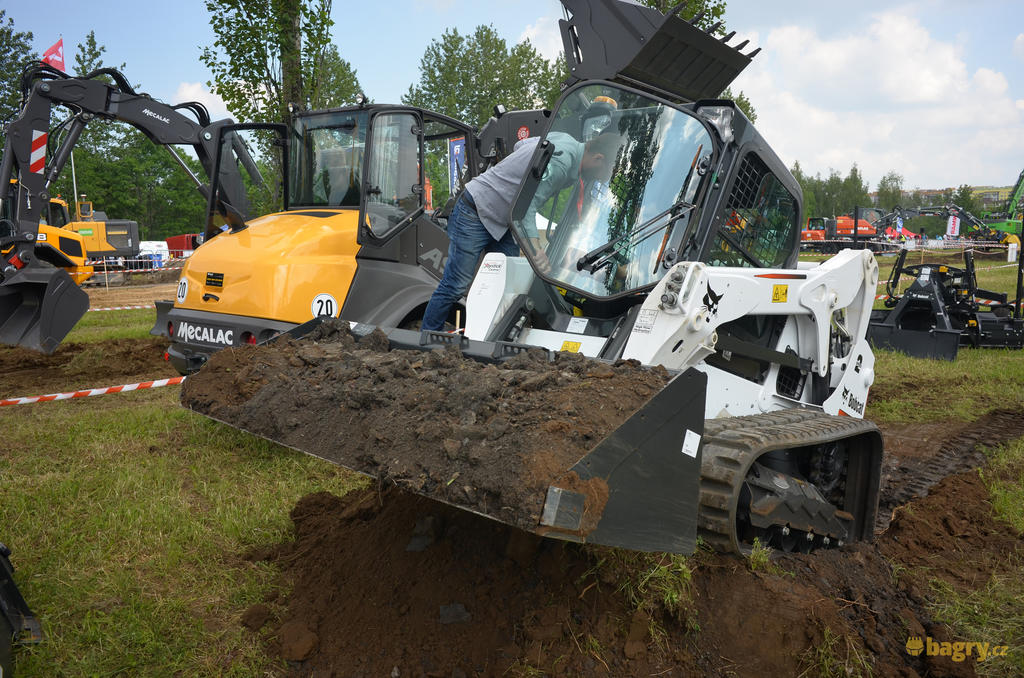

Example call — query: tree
[0,10,37,125]
[402,25,561,129]
[308,44,361,109]
[876,171,904,211]
[790,161,815,220]
[950,184,980,215]
[840,163,871,213]
[201,0,361,124]
[634,0,726,29]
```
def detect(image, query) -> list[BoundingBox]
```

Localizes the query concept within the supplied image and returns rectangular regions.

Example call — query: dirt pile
[243,461,1019,678]
[181,320,671,531]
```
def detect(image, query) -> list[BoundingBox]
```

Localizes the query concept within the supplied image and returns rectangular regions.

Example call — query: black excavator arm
[0,64,255,353]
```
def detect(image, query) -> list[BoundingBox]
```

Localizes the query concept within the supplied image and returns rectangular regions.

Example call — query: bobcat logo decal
[703,285,723,316]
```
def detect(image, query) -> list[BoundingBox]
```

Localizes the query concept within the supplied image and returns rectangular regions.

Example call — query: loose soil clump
[182,320,671,531]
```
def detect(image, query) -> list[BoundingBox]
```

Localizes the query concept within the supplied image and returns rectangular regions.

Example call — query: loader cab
[510,83,717,308]
[287,105,473,247]
[508,82,801,318]
[45,199,71,228]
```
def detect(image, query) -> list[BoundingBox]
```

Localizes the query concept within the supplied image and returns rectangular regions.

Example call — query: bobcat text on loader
[185,0,884,556]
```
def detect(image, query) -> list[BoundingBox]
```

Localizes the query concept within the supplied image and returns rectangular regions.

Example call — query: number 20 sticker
[311,293,339,318]
[176,278,188,303]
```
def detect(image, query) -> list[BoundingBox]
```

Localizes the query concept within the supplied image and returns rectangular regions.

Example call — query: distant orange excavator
[801,207,921,252]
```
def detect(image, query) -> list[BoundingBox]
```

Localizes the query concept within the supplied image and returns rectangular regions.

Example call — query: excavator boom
[0,64,252,353]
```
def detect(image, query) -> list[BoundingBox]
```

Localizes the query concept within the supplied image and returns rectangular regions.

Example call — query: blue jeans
[421,194,519,331]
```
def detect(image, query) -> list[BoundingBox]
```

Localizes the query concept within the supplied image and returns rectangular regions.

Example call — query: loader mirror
[358,110,424,247]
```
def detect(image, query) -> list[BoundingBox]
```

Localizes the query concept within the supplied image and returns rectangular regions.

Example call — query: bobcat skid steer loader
[182,0,884,555]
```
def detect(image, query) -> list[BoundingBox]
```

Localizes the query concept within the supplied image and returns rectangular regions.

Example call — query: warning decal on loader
[682,429,700,457]
[560,341,582,353]
[771,284,788,303]
[633,308,658,334]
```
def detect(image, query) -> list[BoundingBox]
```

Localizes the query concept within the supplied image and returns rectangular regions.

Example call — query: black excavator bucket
[0,264,89,354]
[183,323,708,555]
[559,0,757,101]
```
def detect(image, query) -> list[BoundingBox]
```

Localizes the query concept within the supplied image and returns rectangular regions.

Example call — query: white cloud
[173,82,231,123]
[519,14,562,62]
[731,9,1024,190]
[1015,33,1024,60]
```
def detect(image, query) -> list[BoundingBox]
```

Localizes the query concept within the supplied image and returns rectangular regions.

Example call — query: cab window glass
[422,117,468,209]
[289,111,367,208]
[708,153,798,268]
[365,112,421,238]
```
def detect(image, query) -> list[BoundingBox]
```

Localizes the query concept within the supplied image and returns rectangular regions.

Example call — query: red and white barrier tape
[91,265,179,273]
[0,376,186,406]
[87,305,156,312]
[803,237,1017,252]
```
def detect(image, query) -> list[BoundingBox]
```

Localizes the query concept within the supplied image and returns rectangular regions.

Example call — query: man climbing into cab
[421,130,620,331]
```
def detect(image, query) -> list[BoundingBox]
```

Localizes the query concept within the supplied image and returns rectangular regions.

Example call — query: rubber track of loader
[698,409,881,554]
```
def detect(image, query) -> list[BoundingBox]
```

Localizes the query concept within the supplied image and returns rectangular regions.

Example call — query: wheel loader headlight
[697,105,735,145]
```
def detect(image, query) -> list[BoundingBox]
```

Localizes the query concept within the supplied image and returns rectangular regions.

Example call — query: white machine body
[465,248,878,420]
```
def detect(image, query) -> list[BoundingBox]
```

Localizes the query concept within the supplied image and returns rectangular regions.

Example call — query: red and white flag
[42,38,65,72]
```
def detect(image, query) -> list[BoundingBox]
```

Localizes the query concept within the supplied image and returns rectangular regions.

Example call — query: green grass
[867,348,1024,424]
[65,309,157,343]
[1,388,363,676]
[983,439,1024,532]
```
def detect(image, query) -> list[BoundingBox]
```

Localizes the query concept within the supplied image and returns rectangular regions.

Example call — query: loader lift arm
[0,64,255,353]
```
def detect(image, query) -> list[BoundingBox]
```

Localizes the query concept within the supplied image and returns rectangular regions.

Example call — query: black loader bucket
[0,264,89,354]
[182,322,708,554]
[559,0,758,101]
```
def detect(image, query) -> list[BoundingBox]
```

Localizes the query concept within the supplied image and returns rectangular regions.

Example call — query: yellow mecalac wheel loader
[150,98,549,375]
[0,63,258,353]
[185,0,885,556]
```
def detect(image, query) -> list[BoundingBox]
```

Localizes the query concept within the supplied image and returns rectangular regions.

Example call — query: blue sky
[6,0,1024,193]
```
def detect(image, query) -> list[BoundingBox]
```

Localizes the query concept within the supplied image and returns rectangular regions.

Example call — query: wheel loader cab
[158,105,474,374]
[45,199,71,228]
